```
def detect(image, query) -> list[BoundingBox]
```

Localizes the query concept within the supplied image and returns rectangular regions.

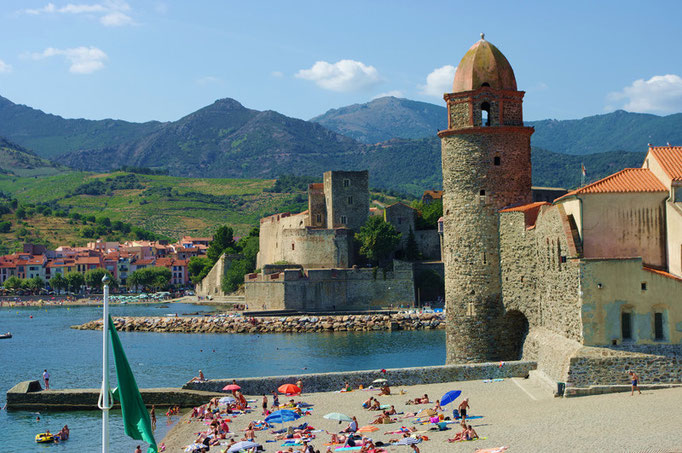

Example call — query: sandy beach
[161,378,682,452]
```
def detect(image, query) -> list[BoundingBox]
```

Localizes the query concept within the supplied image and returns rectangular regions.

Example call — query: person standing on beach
[629,370,642,395]
[458,398,469,422]
[262,394,268,415]
[150,405,156,430]
[42,369,50,389]
[272,390,280,408]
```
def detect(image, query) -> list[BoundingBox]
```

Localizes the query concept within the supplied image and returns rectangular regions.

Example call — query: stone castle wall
[196,253,243,297]
[415,230,441,260]
[244,261,415,311]
[324,170,369,231]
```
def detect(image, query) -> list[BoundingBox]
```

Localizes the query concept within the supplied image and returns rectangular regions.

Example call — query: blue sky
[1,0,681,123]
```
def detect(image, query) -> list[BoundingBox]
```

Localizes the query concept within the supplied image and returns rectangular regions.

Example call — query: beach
[162,378,682,452]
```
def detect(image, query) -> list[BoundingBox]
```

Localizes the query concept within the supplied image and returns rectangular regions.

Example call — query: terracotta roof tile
[422,190,443,199]
[555,168,666,202]
[649,146,682,182]
[500,202,549,228]
[643,266,682,283]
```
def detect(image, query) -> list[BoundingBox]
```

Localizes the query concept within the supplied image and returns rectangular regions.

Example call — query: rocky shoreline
[71,312,445,334]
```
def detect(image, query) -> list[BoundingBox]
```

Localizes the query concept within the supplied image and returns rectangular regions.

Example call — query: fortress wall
[279,228,351,269]
[196,254,242,297]
[500,206,583,342]
[415,230,441,260]
[324,170,369,231]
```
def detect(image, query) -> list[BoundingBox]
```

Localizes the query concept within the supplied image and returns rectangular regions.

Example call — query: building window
[479,190,486,196]
[397,217,402,225]
[343,179,350,187]
[347,196,353,205]
[481,102,491,126]
[641,282,647,291]
[316,214,322,223]
[654,312,665,340]
[621,311,632,340]
[340,215,347,225]
[291,243,295,250]
[494,156,501,166]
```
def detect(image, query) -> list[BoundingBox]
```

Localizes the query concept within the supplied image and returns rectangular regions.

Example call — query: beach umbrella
[227,441,260,452]
[357,425,379,433]
[223,384,241,391]
[219,396,236,404]
[395,437,420,445]
[278,383,301,394]
[440,390,462,406]
[323,412,353,423]
[372,378,387,384]
[266,409,301,424]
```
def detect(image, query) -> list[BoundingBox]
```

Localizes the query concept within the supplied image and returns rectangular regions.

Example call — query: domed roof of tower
[452,34,517,93]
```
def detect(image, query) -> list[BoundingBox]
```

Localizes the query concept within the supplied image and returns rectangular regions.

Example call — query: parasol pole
[98,274,112,453]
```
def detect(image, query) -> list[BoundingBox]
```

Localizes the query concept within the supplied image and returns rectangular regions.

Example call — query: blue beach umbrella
[266,409,301,424]
[440,390,462,406]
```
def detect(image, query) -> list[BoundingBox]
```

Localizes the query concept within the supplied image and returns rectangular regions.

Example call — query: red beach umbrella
[223,384,241,391]
[278,383,301,394]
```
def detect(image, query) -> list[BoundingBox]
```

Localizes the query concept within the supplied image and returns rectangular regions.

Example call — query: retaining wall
[182,361,536,395]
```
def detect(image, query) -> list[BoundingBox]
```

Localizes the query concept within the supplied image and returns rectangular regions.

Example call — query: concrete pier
[6,380,223,411]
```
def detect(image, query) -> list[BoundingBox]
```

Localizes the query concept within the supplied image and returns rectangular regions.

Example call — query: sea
[0,303,445,452]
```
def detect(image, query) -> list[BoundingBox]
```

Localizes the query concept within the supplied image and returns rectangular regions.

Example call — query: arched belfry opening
[497,310,529,360]
[481,101,491,126]
[481,82,490,87]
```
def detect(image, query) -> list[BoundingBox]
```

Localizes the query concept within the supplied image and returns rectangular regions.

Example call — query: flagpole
[100,275,111,453]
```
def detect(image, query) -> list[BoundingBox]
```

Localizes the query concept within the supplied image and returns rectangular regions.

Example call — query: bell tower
[439,34,533,363]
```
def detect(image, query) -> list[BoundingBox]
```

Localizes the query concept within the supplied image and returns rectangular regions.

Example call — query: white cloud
[21,1,133,27]
[0,59,12,73]
[296,59,382,92]
[196,76,221,85]
[30,46,107,74]
[271,71,284,78]
[607,74,682,114]
[373,90,404,99]
[419,65,456,97]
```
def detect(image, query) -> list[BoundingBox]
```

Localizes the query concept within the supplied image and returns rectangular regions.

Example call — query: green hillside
[0,137,63,177]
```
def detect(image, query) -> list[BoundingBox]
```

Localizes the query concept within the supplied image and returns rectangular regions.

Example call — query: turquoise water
[0,304,445,451]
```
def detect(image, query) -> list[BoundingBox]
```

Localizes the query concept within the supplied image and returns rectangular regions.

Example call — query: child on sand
[629,370,642,395]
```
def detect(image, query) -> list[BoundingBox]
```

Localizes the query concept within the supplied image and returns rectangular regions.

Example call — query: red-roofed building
[75,256,102,274]
[421,190,443,205]
[156,257,189,286]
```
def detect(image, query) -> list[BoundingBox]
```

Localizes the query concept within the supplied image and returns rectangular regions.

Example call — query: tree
[221,259,250,294]
[3,276,24,291]
[15,206,26,219]
[27,276,45,293]
[85,268,115,290]
[206,225,236,263]
[0,221,10,233]
[354,216,402,266]
[412,200,443,230]
[405,227,420,261]
[188,256,212,284]
[65,271,85,293]
[127,267,171,291]
[50,273,68,294]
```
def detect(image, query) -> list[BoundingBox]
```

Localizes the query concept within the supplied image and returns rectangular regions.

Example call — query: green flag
[108,316,157,453]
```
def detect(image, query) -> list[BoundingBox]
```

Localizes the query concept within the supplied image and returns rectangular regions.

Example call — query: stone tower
[439,34,533,363]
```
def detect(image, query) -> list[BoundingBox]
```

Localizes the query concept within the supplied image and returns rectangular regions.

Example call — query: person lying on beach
[379,384,391,396]
[385,405,397,415]
[405,394,429,405]
[370,411,395,424]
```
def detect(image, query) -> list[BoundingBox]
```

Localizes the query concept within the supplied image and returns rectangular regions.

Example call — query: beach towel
[475,447,508,453]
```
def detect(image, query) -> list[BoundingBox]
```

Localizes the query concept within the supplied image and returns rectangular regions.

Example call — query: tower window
[347,196,353,205]
[316,214,322,223]
[621,311,632,340]
[654,312,665,340]
[340,215,347,225]
[479,190,486,196]
[343,179,351,187]
[481,102,491,126]
[291,243,295,250]
[641,282,647,291]
[494,156,501,166]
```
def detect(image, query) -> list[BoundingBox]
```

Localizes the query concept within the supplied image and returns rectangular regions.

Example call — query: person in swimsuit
[262,394,268,415]
[629,370,641,395]
[150,405,156,430]
[458,398,469,422]
[43,369,50,389]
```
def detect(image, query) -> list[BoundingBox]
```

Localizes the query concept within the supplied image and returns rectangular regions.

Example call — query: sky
[1,0,682,124]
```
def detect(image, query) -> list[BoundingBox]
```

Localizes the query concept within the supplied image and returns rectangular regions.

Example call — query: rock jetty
[72,312,444,334]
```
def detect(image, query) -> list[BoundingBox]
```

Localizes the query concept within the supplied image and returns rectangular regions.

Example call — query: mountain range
[0,94,678,193]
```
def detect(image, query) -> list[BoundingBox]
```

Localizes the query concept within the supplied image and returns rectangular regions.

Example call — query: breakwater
[72,312,445,334]
[6,380,223,411]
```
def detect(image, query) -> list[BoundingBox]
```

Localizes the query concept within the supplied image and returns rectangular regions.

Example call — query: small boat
[0,332,11,339]
[35,432,54,443]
